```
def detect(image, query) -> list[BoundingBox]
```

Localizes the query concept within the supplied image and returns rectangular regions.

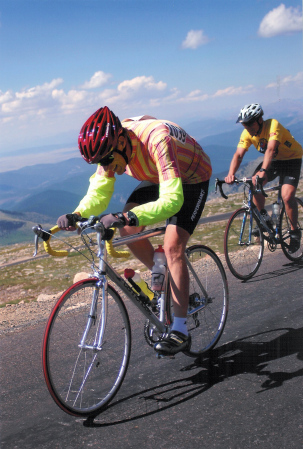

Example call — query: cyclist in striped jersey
[57,106,212,355]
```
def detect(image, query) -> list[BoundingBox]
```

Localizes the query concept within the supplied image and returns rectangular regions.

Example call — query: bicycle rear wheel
[280,197,303,262]
[224,207,264,280]
[42,279,131,417]
[184,245,229,357]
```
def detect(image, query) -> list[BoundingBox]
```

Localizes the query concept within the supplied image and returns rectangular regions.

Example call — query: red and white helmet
[236,104,264,124]
[78,106,122,164]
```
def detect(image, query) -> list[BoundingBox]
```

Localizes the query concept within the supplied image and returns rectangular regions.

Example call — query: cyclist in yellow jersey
[57,106,212,355]
[225,103,303,253]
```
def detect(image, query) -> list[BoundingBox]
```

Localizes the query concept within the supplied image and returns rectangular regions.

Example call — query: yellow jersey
[238,119,302,160]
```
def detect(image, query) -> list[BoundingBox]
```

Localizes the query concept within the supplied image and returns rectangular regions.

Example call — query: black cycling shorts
[126,180,209,235]
[253,158,302,188]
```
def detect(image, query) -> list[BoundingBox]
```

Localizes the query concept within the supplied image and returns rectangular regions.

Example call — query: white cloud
[177,90,209,103]
[80,71,112,89]
[258,4,302,38]
[266,71,303,88]
[1,79,64,113]
[100,76,167,106]
[182,30,210,49]
[117,76,167,94]
[0,90,13,104]
[1,70,303,155]
[213,85,255,97]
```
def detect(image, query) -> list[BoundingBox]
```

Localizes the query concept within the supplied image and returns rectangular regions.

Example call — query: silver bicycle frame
[79,227,168,351]
[78,225,209,351]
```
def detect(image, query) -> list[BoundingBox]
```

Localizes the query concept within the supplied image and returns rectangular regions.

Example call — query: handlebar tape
[43,225,69,257]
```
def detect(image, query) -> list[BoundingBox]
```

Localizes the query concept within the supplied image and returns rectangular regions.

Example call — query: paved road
[1,250,303,449]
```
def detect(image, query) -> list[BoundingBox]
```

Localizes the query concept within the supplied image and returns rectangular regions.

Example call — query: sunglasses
[243,119,257,127]
[99,151,115,167]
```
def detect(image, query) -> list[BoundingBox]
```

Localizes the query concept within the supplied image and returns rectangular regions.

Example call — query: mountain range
[1,112,302,245]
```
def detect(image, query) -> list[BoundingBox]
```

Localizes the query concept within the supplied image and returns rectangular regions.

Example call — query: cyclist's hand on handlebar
[252,171,267,187]
[100,212,127,229]
[225,174,235,184]
[100,211,139,229]
[57,213,81,231]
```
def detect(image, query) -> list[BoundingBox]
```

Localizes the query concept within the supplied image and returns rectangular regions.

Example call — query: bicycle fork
[78,278,107,352]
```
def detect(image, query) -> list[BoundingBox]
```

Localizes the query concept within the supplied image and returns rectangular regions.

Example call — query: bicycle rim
[42,280,131,417]
[280,197,303,262]
[184,245,229,357]
[224,208,264,280]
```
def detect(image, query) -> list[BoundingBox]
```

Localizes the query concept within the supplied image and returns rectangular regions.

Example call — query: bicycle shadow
[84,326,303,427]
[240,260,303,283]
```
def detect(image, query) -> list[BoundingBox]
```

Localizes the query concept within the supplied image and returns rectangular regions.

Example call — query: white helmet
[236,104,264,123]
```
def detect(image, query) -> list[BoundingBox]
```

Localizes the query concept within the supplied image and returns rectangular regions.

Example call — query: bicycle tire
[280,197,303,262]
[224,207,264,280]
[184,245,229,357]
[42,279,131,417]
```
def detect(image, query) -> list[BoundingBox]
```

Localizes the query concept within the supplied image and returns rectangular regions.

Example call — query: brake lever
[33,233,39,257]
[255,176,268,197]
[215,178,228,200]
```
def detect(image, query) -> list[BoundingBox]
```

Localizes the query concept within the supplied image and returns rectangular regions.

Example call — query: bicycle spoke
[224,208,264,280]
[43,281,131,417]
[185,245,229,357]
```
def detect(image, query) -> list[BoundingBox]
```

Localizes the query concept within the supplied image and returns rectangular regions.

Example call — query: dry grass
[1,177,302,307]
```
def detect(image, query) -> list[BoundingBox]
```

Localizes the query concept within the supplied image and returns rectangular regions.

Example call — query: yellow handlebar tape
[43,225,130,259]
[43,225,69,257]
[105,228,130,259]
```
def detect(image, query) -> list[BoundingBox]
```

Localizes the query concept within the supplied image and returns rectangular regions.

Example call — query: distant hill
[16,190,82,217]
[0,209,55,246]
[0,157,140,213]
[1,112,302,246]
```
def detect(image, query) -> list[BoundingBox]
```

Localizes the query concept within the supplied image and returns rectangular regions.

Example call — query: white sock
[172,317,188,336]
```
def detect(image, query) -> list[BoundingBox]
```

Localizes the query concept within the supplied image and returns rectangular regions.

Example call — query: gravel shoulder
[0,292,62,335]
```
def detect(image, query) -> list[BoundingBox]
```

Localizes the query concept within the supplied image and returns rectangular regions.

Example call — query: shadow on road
[85,326,303,427]
[240,260,303,284]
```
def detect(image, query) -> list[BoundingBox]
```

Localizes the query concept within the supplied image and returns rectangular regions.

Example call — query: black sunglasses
[99,151,115,167]
[243,119,257,127]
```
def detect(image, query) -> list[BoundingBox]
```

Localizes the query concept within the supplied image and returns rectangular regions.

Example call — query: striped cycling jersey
[121,117,212,184]
[75,116,212,226]
[238,118,303,160]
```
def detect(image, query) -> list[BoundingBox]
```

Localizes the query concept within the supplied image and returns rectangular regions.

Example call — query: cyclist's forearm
[131,178,184,226]
[228,152,243,176]
[74,173,115,217]
[261,144,278,170]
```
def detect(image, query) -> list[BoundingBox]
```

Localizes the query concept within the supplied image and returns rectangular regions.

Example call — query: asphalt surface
[1,249,303,449]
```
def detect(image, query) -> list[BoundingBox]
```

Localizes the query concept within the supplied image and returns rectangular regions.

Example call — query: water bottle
[124,269,154,301]
[271,202,280,226]
[151,245,167,292]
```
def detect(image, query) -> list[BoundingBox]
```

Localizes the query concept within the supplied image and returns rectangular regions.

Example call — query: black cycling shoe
[154,331,191,355]
[288,229,301,254]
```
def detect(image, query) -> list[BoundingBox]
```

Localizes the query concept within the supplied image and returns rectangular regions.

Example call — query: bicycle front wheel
[185,245,229,357]
[224,207,264,280]
[280,197,303,262]
[42,279,131,417]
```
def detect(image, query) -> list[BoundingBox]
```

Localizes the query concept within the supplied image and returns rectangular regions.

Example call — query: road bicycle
[32,217,229,418]
[216,177,303,280]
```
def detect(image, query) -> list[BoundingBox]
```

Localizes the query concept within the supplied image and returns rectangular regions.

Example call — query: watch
[126,211,139,227]
[259,168,269,174]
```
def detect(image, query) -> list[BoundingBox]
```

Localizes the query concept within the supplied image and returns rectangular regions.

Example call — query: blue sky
[0,0,302,171]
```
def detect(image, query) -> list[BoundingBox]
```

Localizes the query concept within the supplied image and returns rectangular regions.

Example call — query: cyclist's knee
[282,185,296,205]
